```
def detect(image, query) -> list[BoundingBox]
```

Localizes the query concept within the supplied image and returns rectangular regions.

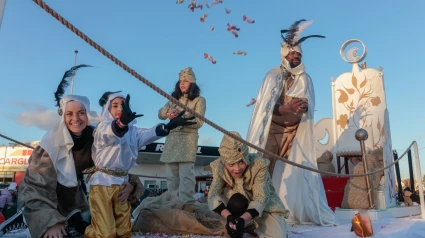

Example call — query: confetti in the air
[204,53,217,64]
[243,15,255,24]
[188,0,203,12]
[200,14,208,22]
[211,0,223,6]
[233,50,247,55]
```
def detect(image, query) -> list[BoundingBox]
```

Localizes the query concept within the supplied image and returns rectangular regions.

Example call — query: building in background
[130,142,217,191]
[0,141,39,185]
[0,141,217,190]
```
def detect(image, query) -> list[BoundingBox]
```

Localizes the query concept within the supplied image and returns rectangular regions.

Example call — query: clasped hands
[288,97,308,114]
[226,215,245,238]
[276,97,308,116]
[166,108,180,120]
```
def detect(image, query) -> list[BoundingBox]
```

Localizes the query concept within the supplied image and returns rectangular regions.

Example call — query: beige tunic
[208,155,289,237]
[265,77,301,174]
[158,95,206,163]
[208,154,289,217]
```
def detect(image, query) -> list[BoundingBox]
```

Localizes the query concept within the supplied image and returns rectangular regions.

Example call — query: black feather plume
[293,35,326,46]
[286,19,306,42]
[280,19,325,47]
[54,64,92,107]
[99,91,122,107]
[280,19,306,46]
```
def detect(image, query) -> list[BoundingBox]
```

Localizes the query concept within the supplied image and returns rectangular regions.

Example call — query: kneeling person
[208,132,289,238]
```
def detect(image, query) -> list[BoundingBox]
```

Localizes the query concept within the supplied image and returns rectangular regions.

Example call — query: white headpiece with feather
[280,19,325,74]
[280,19,323,57]
[40,65,103,187]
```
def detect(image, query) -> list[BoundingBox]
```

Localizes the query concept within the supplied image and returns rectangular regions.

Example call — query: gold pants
[265,122,299,176]
[84,185,132,238]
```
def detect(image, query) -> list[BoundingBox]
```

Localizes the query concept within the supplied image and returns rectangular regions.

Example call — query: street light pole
[70,50,78,94]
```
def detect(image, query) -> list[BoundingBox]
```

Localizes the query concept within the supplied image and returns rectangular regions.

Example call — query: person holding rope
[140,66,206,210]
[130,67,226,236]
[246,19,338,226]
[83,91,195,238]
[4,65,126,238]
[1,66,187,238]
[209,132,289,238]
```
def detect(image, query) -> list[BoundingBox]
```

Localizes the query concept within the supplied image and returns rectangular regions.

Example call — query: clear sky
[0,0,424,178]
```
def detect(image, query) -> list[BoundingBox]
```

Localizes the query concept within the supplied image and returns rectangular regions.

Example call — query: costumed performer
[246,19,338,226]
[14,65,139,238]
[140,66,206,210]
[209,132,290,238]
[84,91,195,238]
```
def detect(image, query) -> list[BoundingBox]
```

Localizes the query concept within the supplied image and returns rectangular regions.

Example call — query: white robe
[246,65,338,226]
[89,120,161,186]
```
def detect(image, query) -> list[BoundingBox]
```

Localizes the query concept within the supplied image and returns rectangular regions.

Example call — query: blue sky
[0,0,424,178]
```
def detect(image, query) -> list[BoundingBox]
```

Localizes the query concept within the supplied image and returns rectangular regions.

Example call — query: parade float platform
[3,215,425,238]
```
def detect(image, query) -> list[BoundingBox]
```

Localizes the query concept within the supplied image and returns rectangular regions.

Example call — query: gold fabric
[132,202,226,236]
[351,213,374,237]
[84,185,132,238]
[208,155,289,218]
[265,76,300,175]
[218,132,249,165]
[272,77,297,126]
[179,67,196,83]
[342,152,384,209]
[82,166,128,183]
[158,95,206,163]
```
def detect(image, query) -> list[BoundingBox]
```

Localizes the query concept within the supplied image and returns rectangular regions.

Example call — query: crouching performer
[208,132,290,238]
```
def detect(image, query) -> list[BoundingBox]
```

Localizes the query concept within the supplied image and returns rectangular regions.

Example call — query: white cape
[246,66,338,226]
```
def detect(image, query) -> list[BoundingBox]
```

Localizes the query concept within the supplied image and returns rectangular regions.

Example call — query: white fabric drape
[246,66,338,226]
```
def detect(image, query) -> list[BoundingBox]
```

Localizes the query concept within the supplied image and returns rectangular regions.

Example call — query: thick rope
[0,129,416,179]
[0,133,35,149]
[31,0,413,178]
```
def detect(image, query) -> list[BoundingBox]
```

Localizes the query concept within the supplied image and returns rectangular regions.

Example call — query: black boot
[0,208,27,235]
[65,209,89,237]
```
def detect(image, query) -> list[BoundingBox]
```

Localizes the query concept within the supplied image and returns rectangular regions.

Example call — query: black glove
[120,94,143,125]
[233,218,245,237]
[226,215,237,237]
[164,110,197,131]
